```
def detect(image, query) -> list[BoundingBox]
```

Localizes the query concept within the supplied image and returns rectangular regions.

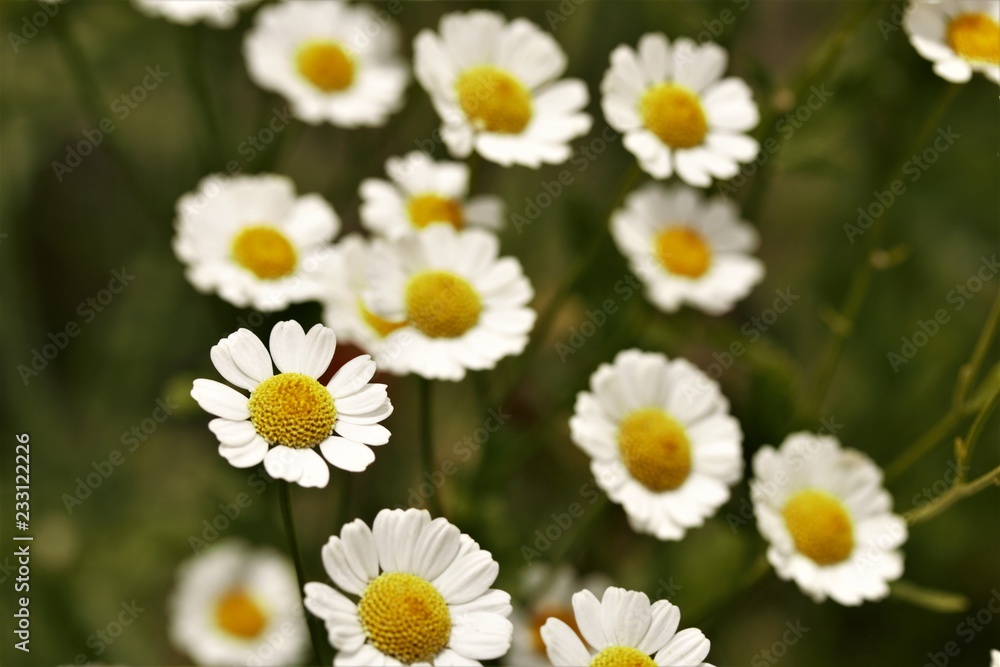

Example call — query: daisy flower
[360,151,504,240]
[363,224,536,381]
[191,321,392,488]
[131,0,259,28]
[244,0,408,126]
[304,508,513,666]
[508,564,611,667]
[905,0,1000,84]
[173,173,338,312]
[541,587,714,667]
[751,432,908,606]
[169,540,308,666]
[601,33,760,187]
[413,10,592,167]
[610,183,764,315]
[570,349,743,541]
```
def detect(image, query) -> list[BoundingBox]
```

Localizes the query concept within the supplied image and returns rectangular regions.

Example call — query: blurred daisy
[751,432,908,606]
[991,649,1000,667]
[413,10,592,167]
[132,0,259,28]
[364,225,535,381]
[611,183,764,315]
[508,564,610,667]
[304,508,513,666]
[570,349,743,541]
[169,540,308,666]
[360,151,504,239]
[601,33,760,186]
[905,0,1000,84]
[173,173,338,312]
[541,587,713,667]
[191,321,392,488]
[244,0,408,126]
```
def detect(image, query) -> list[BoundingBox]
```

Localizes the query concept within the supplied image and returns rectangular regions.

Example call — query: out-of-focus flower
[610,183,764,315]
[413,10,592,167]
[570,349,743,541]
[905,0,1000,85]
[601,33,760,187]
[131,0,260,28]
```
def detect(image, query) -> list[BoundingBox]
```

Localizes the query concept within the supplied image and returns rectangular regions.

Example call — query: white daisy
[991,649,1000,667]
[601,33,760,187]
[173,173,338,312]
[905,0,1000,84]
[611,183,764,315]
[363,224,536,381]
[243,0,408,126]
[360,151,504,240]
[413,10,592,167]
[751,432,908,606]
[304,508,513,666]
[191,321,393,488]
[508,565,611,667]
[541,587,714,667]
[169,540,308,666]
[131,0,259,28]
[569,349,743,541]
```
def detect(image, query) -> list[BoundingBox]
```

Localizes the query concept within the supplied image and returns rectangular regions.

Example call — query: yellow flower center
[947,13,1000,64]
[231,225,298,280]
[215,588,267,639]
[782,489,855,566]
[640,83,708,149]
[590,645,657,667]
[357,572,451,665]
[654,226,712,278]
[297,40,355,92]
[407,193,464,230]
[358,298,407,339]
[617,408,692,492]
[405,270,481,339]
[455,65,533,134]
[248,372,336,449]
[530,605,578,654]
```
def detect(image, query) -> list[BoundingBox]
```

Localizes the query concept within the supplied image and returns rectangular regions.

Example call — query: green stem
[953,293,1000,411]
[889,580,969,613]
[546,496,609,565]
[955,387,999,483]
[179,25,223,170]
[277,481,325,666]
[884,409,963,482]
[419,377,445,517]
[904,464,1000,526]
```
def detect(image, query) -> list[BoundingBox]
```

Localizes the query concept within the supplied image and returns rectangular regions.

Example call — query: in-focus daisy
[751,432,908,606]
[304,508,513,666]
[131,0,259,28]
[413,10,592,167]
[191,321,392,488]
[508,564,611,667]
[364,225,536,381]
[360,151,504,239]
[169,540,308,666]
[905,0,1000,84]
[541,587,714,667]
[601,33,760,186]
[611,183,764,315]
[173,173,338,312]
[244,0,408,126]
[570,349,743,541]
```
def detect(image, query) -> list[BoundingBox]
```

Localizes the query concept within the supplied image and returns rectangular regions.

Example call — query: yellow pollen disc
[248,373,336,449]
[357,298,407,339]
[782,489,855,566]
[407,193,465,230]
[455,65,533,134]
[617,408,692,492]
[405,270,481,339]
[947,13,1000,64]
[231,226,298,280]
[530,606,578,654]
[655,226,712,278]
[296,41,355,92]
[357,572,451,664]
[640,83,709,149]
[590,645,657,667]
[215,588,267,639]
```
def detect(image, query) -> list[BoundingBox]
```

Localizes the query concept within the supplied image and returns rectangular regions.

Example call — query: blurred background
[2,0,998,665]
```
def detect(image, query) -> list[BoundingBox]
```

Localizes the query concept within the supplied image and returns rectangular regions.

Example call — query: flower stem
[904,463,1000,526]
[889,580,969,613]
[179,25,224,171]
[277,480,325,666]
[419,377,445,517]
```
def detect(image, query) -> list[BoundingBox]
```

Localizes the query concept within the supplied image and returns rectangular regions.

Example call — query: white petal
[541,618,592,665]
[263,444,304,482]
[449,612,513,660]
[208,418,256,446]
[210,340,260,390]
[320,437,377,472]
[654,627,710,666]
[217,435,268,469]
[328,355,378,397]
[227,328,273,382]
[571,589,607,649]
[191,379,249,420]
